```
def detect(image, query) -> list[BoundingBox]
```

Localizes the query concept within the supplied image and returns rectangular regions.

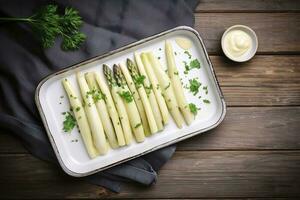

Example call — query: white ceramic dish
[221,25,258,62]
[35,26,226,177]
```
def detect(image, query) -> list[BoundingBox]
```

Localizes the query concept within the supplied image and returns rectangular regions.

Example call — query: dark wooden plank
[212,55,300,87]
[0,151,299,199]
[222,86,300,106]
[178,107,300,150]
[1,107,300,153]
[194,13,300,54]
[196,0,300,12]
[211,55,300,106]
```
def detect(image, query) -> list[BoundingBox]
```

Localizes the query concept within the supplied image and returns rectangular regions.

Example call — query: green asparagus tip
[113,64,126,86]
[103,64,115,87]
[126,58,137,74]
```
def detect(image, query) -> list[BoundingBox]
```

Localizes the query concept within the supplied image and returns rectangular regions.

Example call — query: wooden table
[1,1,300,199]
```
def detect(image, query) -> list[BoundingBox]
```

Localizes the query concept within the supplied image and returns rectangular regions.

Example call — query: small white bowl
[221,25,258,62]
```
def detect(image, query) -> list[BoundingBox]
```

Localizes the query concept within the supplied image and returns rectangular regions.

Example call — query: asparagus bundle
[134,52,164,131]
[62,79,99,158]
[140,53,169,125]
[146,52,184,128]
[76,73,108,155]
[85,72,119,148]
[114,64,145,142]
[126,59,158,134]
[119,62,151,136]
[94,72,125,146]
[103,64,133,145]
[165,41,194,124]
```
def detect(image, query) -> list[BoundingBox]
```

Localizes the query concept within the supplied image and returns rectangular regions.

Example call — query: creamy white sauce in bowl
[221,25,258,62]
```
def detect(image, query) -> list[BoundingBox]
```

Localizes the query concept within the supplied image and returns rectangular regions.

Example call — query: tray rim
[35,26,227,177]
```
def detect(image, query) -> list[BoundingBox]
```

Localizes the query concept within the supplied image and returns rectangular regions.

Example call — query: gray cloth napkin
[0,0,198,192]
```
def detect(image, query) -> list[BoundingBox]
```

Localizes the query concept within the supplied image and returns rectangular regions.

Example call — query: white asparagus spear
[135,52,164,131]
[119,62,151,136]
[103,64,133,145]
[77,73,108,154]
[114,64,145,142]
[126,58,158,134]
[146,52,184,128]
[140,53,169,125]
[62,79,99,159]
[94,72,125,146]
[165,41,194,125]
[85,72,119,148]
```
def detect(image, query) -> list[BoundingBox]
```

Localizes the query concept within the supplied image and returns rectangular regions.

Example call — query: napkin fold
[0,0,198,192]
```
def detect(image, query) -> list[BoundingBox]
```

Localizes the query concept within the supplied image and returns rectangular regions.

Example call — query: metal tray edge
[35,25,227,177]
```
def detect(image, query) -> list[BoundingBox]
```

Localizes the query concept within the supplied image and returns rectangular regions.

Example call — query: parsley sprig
[118,91,133,103]
[62,112,76,132]
[0,4,86,51]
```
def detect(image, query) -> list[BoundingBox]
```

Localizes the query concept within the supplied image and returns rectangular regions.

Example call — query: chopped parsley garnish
[118,91,133,103]
[158,56,161,60]
[165,82,171,90]
[189,103,200,116]
[174,71,179,75]
[86,88,105,102]
[174,52,177,55]
[134,123,142,128]
[159,48,162,51]
[75,106,80,112]
[145,84,153,95]
[60,95,64,99]
[190,59,201,69]
[203,99,210,104]
[133,75,145,86]
[188,79,201,95]
[184,50,192,59]
[183,59,201,74]
[63,112,76,132]
[203,86,208,95]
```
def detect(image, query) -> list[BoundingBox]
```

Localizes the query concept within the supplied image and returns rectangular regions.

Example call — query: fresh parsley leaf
[0,4,86,51]
[134,123,142,129]
[63,112,76,132]
[86,89,104,102]
[189,103,200,116]
[203,99,211,104]
[184,50,192,59]
[134,75,145,86]
[188,79,201,96]
[118,91,133,103]
[190,59,201,69]
[165,82,171,90]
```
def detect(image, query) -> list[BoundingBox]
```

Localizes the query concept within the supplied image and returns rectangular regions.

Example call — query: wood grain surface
[1,0,300,199]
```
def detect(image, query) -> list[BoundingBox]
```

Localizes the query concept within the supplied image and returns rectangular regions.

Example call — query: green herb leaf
[63,112,76,132]
[184,50,192,59]
[0,4,86,51]
[203,99,210,104]
[190,59,201,69]
[118,91,133,103]
[189,103,200,116]
[86,89,104,102]
[165,82,171,90]
[188,79,201,96]
[133,75,145,86]
[134,123,142,129]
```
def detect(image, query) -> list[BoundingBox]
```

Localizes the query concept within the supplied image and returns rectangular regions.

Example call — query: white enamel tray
[35,26,226,177]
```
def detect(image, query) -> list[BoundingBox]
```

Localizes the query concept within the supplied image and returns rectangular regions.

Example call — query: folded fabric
[0,0,199,192]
